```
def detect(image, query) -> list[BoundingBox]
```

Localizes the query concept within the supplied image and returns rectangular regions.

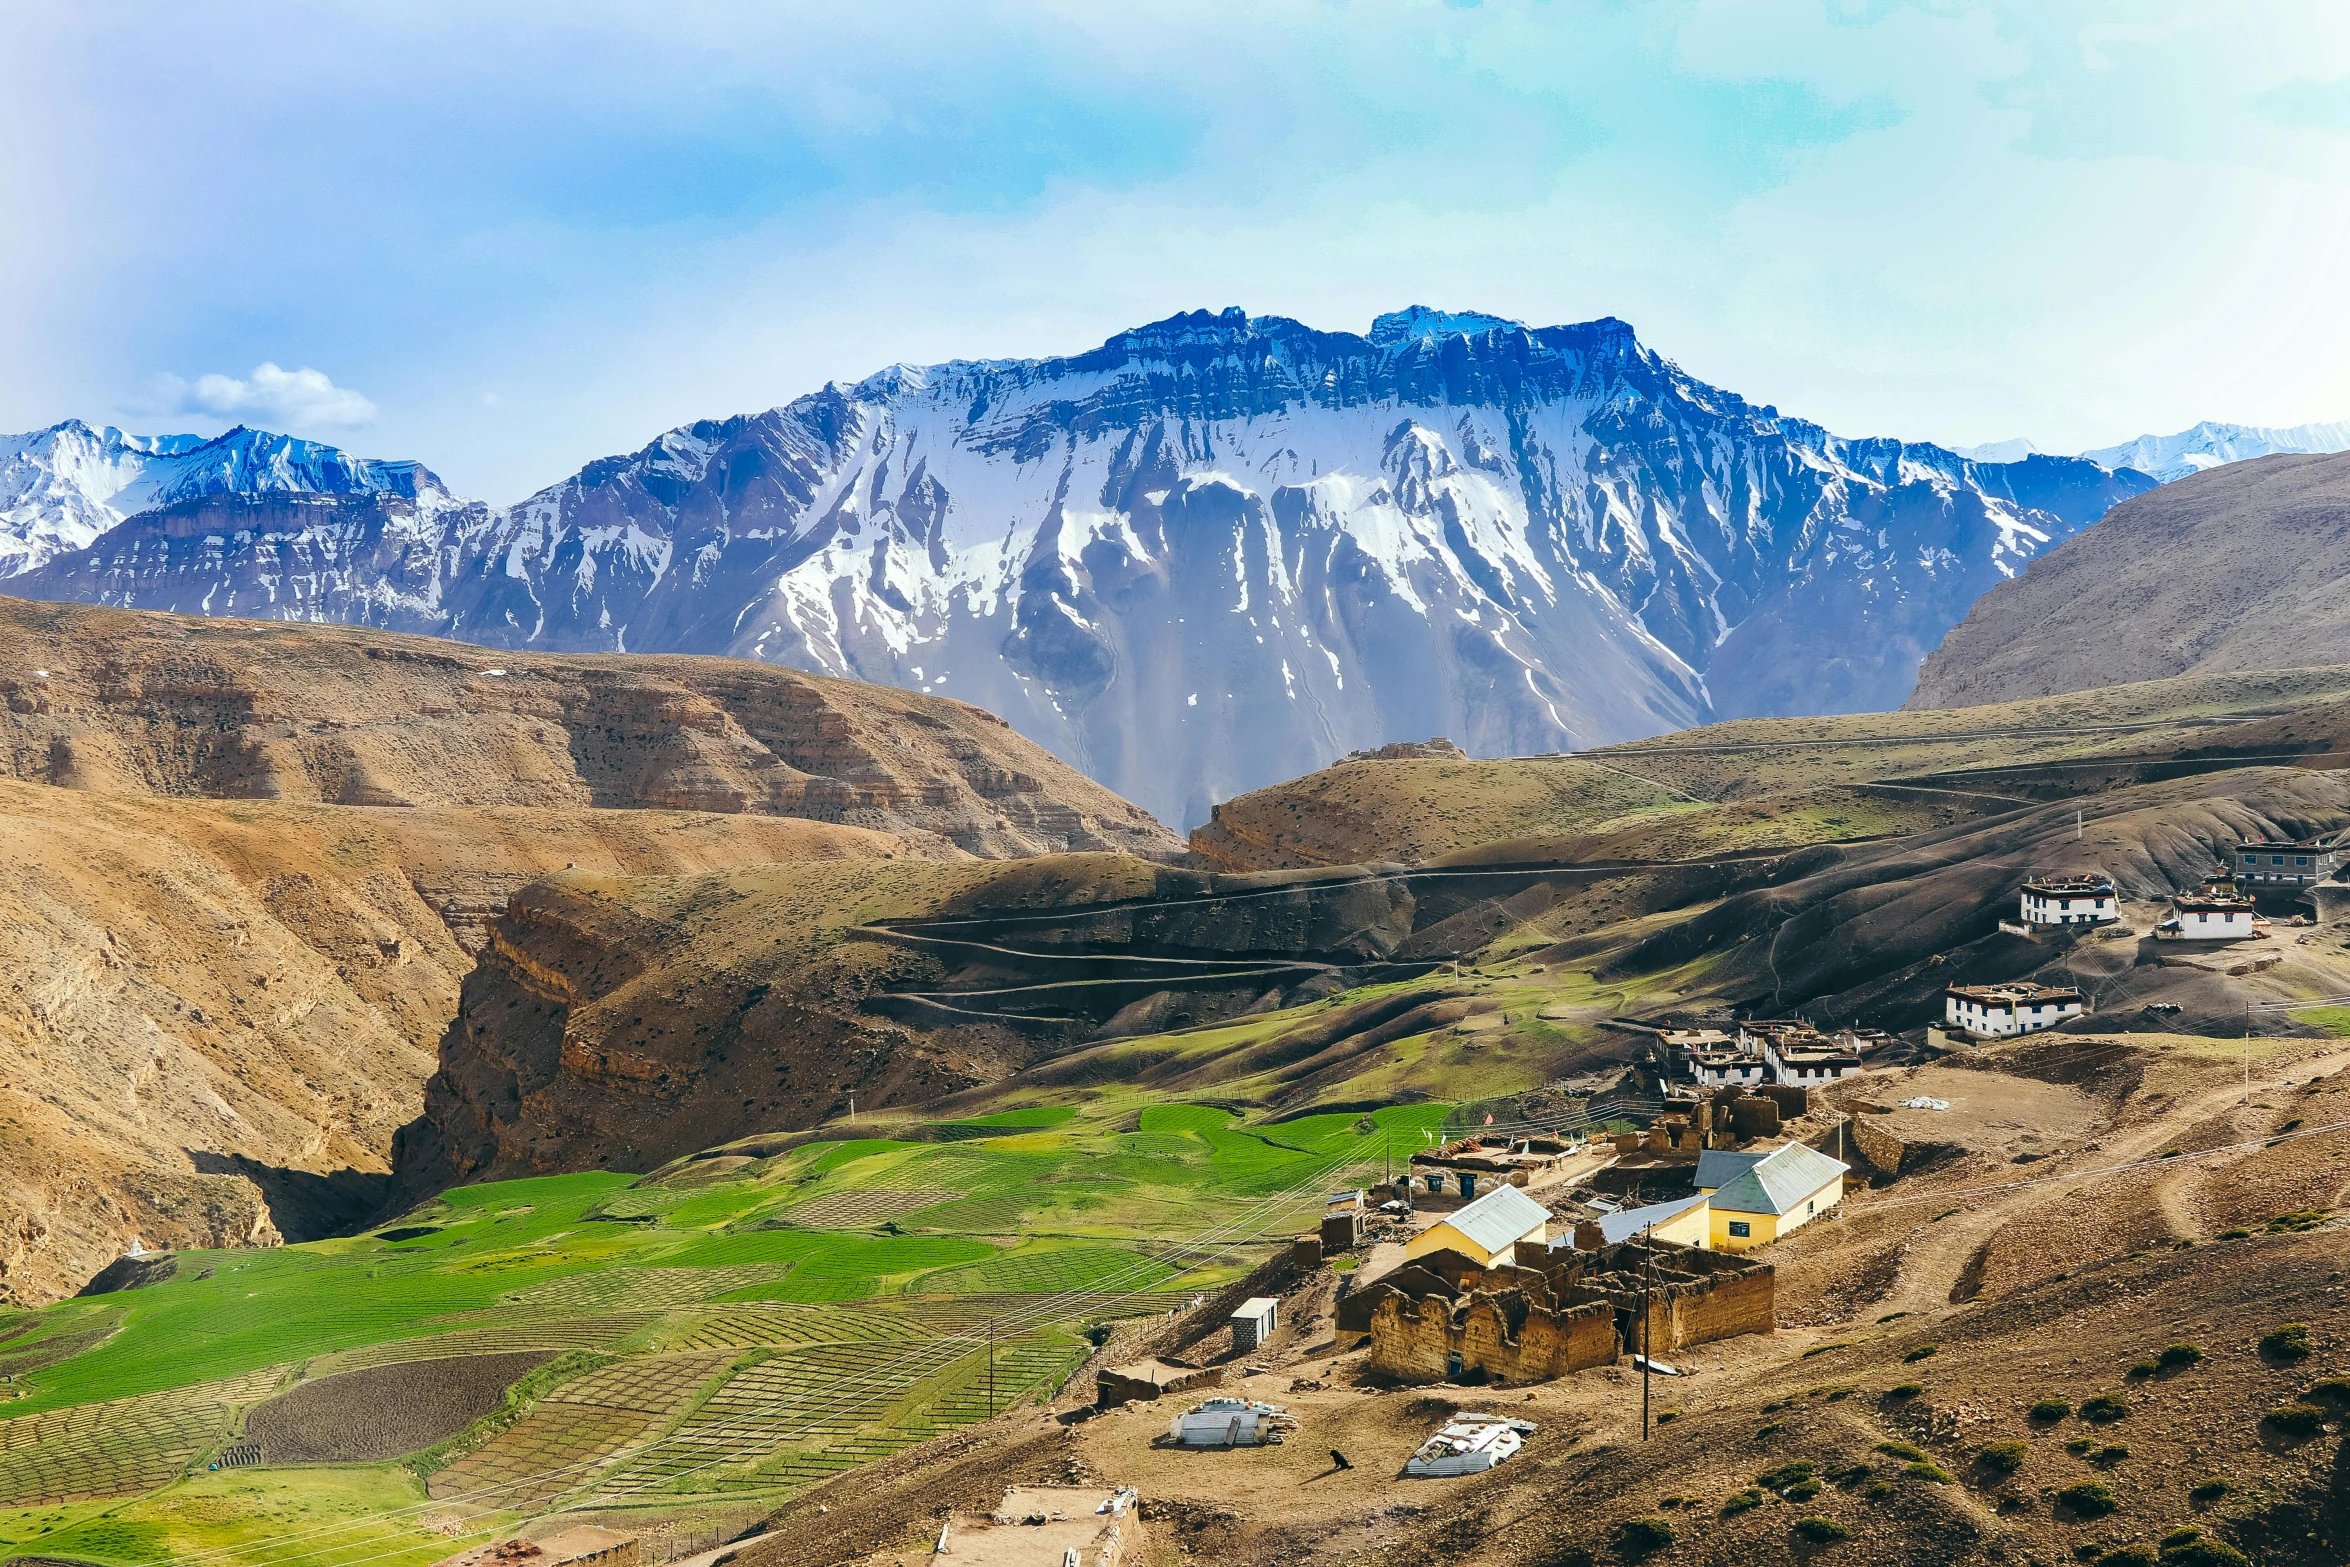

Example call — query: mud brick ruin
[1350,1237,1773,1385]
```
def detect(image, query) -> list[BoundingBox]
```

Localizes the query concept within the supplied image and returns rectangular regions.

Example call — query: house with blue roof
[1695,1142,1849,1251]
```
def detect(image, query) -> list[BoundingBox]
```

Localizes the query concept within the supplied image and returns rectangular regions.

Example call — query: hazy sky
[8,1,2350,501]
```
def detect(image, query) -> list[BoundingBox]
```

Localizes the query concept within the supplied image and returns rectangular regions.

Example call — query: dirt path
[1861,1040,2350,1318]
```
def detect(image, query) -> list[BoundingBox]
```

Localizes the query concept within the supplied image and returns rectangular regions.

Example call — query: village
[867,837,2350,1566]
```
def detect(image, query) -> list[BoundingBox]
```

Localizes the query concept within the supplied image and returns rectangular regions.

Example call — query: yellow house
[1696,1143,1850,1252]
[1405,1184,1549,1267]
[1591,1191,1713,1249]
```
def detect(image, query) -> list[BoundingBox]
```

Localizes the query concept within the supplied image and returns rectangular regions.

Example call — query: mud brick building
[1354,1237,1773,1385]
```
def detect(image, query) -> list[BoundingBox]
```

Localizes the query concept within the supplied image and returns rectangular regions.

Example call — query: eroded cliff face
[0,595,1180,859]
[0,779,913,1306]
[386,860,1038,1203]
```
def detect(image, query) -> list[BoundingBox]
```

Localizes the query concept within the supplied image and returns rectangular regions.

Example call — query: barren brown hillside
[1909,452,2350,710]
[0,779,909,1307]
[0,595,1179,859]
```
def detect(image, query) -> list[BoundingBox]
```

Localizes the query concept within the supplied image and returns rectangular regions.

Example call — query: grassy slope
[0,1091,1448,1567]
[1192,662,2350,874]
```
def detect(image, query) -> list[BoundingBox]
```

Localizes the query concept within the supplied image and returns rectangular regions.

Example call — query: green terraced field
[0,1091,1442,1567]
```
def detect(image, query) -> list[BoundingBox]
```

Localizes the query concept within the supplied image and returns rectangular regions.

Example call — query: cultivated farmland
[0,1095,1438,1567]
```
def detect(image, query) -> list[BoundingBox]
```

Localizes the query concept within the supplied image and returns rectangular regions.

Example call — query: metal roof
[1231,1296,1279,1320]
[1435,1184,1551,1254]
[1593,1192,1709,1245]
[1705,1142,1850,1217]
[1694,1149,1766,1190]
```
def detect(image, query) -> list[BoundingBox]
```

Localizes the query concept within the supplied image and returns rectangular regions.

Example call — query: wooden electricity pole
[1641,1220,1655,1441]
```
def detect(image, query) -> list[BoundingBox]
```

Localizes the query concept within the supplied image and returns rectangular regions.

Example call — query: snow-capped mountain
[0,421,458,575]
[2079,419,2350,484]
[13,309,2150,828]
[1949,437,2042,465]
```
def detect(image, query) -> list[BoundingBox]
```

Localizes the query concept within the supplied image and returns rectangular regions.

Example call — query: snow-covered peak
[1368,306,1525,346]
[2081,418,2350,483]
[0,420,463,575]
[1951,437,2042,464]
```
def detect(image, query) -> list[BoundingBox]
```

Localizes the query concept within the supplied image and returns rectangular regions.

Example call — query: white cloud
[145,362,378,429]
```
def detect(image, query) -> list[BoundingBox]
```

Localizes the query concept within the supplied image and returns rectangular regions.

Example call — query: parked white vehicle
[1168,1396,1297,1447]
[1404,1414,1537,1477]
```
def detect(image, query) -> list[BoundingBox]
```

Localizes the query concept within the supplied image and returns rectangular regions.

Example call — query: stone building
[1356,1237,1773,1385]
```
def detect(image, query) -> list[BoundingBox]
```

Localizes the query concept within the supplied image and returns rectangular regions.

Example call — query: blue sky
[7,1,2350,501]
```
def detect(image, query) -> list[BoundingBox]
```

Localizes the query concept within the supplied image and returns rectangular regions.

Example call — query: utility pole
[988,1317,997,1416]
[1641,1219,1655,1442]
[847,1093,855,1127]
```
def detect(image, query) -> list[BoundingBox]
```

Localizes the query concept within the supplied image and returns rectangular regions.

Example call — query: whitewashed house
[1944,982,2086,1037]
[1760,1034,1862,1085]
[1692,1049,1766,1088]
[2019,874,2118,927]
[2156,892,2259,941]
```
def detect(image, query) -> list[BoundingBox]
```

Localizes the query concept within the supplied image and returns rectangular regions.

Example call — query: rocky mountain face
[0,421,455,577]
[0,596,1177,859]
[7,312,2150,828]
[1907,452,2350,711]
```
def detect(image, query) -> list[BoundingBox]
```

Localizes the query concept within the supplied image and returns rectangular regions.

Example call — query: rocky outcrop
[0,777,912,1307]
[0,595,1179,859]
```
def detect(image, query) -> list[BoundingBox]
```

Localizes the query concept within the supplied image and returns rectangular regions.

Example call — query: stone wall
[1848,1111,1907,1176]
[1363,1239,1772,1384]
[1365,1287,1618,1384]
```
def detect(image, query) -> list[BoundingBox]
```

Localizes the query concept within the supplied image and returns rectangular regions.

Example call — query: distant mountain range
[1954,418,2350,485]
[0,421,457,576]
[0,308,2185,826]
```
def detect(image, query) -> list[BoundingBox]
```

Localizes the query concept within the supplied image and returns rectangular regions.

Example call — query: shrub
[1656,1410,1678,1425]
[2217,1229,2251,1241]
[2156,1344,2203,1369]
[1786,1478,1823,1501]
[1756,1422,1784,1438]
[1863,1481,1892,1500]
[2031,1397,2072,1421]
[2096,1546,2158,1567]
[2260,1323,2312,1361]
[1828,1464,1872,1486]
[2127,1361,2159,1379]
[2058,1479,2118,1517]
[2093,1445,2130,1467]
[1978,1439,2028,1474]
[1792,1517,1849,1543]
[1720,1488,1765,1516]
[1903,1460,1953,1483]
[1887,1383,1923,1399]
[1904,1344,1940,1363]
[2187,1477,2231,1504]
[1875,1441,1926,1460]
[2306,1377,2350,1403]
[2082,1393,2131,1422]
[1756,1461,1818,1490]
[2159,1529,2199,1549]
[2261,1403,2325,1437]
[1802,1341,1857,1358]
[2066,1437,2097,1454]
[1762,1397,1795,1413]
[1619,1516,1676,1554]
[2266,1210,2328,1232]
[2161,1543,2249,1567]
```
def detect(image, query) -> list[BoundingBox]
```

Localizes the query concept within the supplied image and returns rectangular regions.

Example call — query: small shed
[1229,1296,1280,1351]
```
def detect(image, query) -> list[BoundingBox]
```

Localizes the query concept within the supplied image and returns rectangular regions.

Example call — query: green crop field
[0,1088,1450,1567]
